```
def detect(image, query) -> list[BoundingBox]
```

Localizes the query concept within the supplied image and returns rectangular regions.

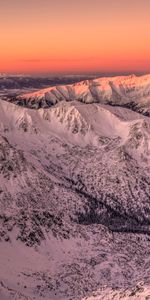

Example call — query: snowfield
[0,74,150,300]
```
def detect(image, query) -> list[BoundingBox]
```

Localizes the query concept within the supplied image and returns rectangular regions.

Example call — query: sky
[0,0,150,74]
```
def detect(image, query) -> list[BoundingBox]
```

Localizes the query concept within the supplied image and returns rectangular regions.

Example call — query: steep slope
[14,74,150,116]
[0,98,150,300]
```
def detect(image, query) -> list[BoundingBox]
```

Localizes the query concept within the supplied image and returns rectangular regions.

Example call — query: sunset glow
[1,0,150,74]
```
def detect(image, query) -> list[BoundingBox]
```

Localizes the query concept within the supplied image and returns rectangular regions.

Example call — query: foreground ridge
[0,93,149,299]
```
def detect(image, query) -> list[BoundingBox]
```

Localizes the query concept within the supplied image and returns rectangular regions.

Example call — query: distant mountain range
[12,74,150,116]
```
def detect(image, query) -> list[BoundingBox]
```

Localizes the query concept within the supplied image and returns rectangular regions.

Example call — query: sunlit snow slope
[14,74,150,116]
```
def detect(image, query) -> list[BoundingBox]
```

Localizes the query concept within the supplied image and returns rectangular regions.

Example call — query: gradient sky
[0,0,150,74]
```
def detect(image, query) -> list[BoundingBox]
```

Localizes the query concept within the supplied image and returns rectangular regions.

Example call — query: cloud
[17,57,95,63]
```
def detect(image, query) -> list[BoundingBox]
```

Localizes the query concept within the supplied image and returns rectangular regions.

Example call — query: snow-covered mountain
[14,74,150,116]
[0,75,150,300]
[0,74,94,106]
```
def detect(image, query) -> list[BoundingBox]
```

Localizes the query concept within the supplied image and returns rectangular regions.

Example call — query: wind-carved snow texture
[0,74,150,300]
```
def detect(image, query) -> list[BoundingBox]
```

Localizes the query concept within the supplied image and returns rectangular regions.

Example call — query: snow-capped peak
[13,74,150,116]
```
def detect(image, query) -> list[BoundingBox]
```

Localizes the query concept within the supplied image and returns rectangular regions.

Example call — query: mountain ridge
[10,73,150,116]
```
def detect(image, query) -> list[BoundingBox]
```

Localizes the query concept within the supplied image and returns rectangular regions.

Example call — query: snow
[0,74,150,300]
[17,74,150,115]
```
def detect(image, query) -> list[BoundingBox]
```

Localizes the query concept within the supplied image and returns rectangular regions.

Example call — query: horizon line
[1,71,150,77]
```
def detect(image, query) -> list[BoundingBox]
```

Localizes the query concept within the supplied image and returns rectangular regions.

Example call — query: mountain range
[0,74,150,300]
[13,74,150,116]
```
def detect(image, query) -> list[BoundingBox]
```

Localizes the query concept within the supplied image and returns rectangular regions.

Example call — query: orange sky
[0,0,150,74]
